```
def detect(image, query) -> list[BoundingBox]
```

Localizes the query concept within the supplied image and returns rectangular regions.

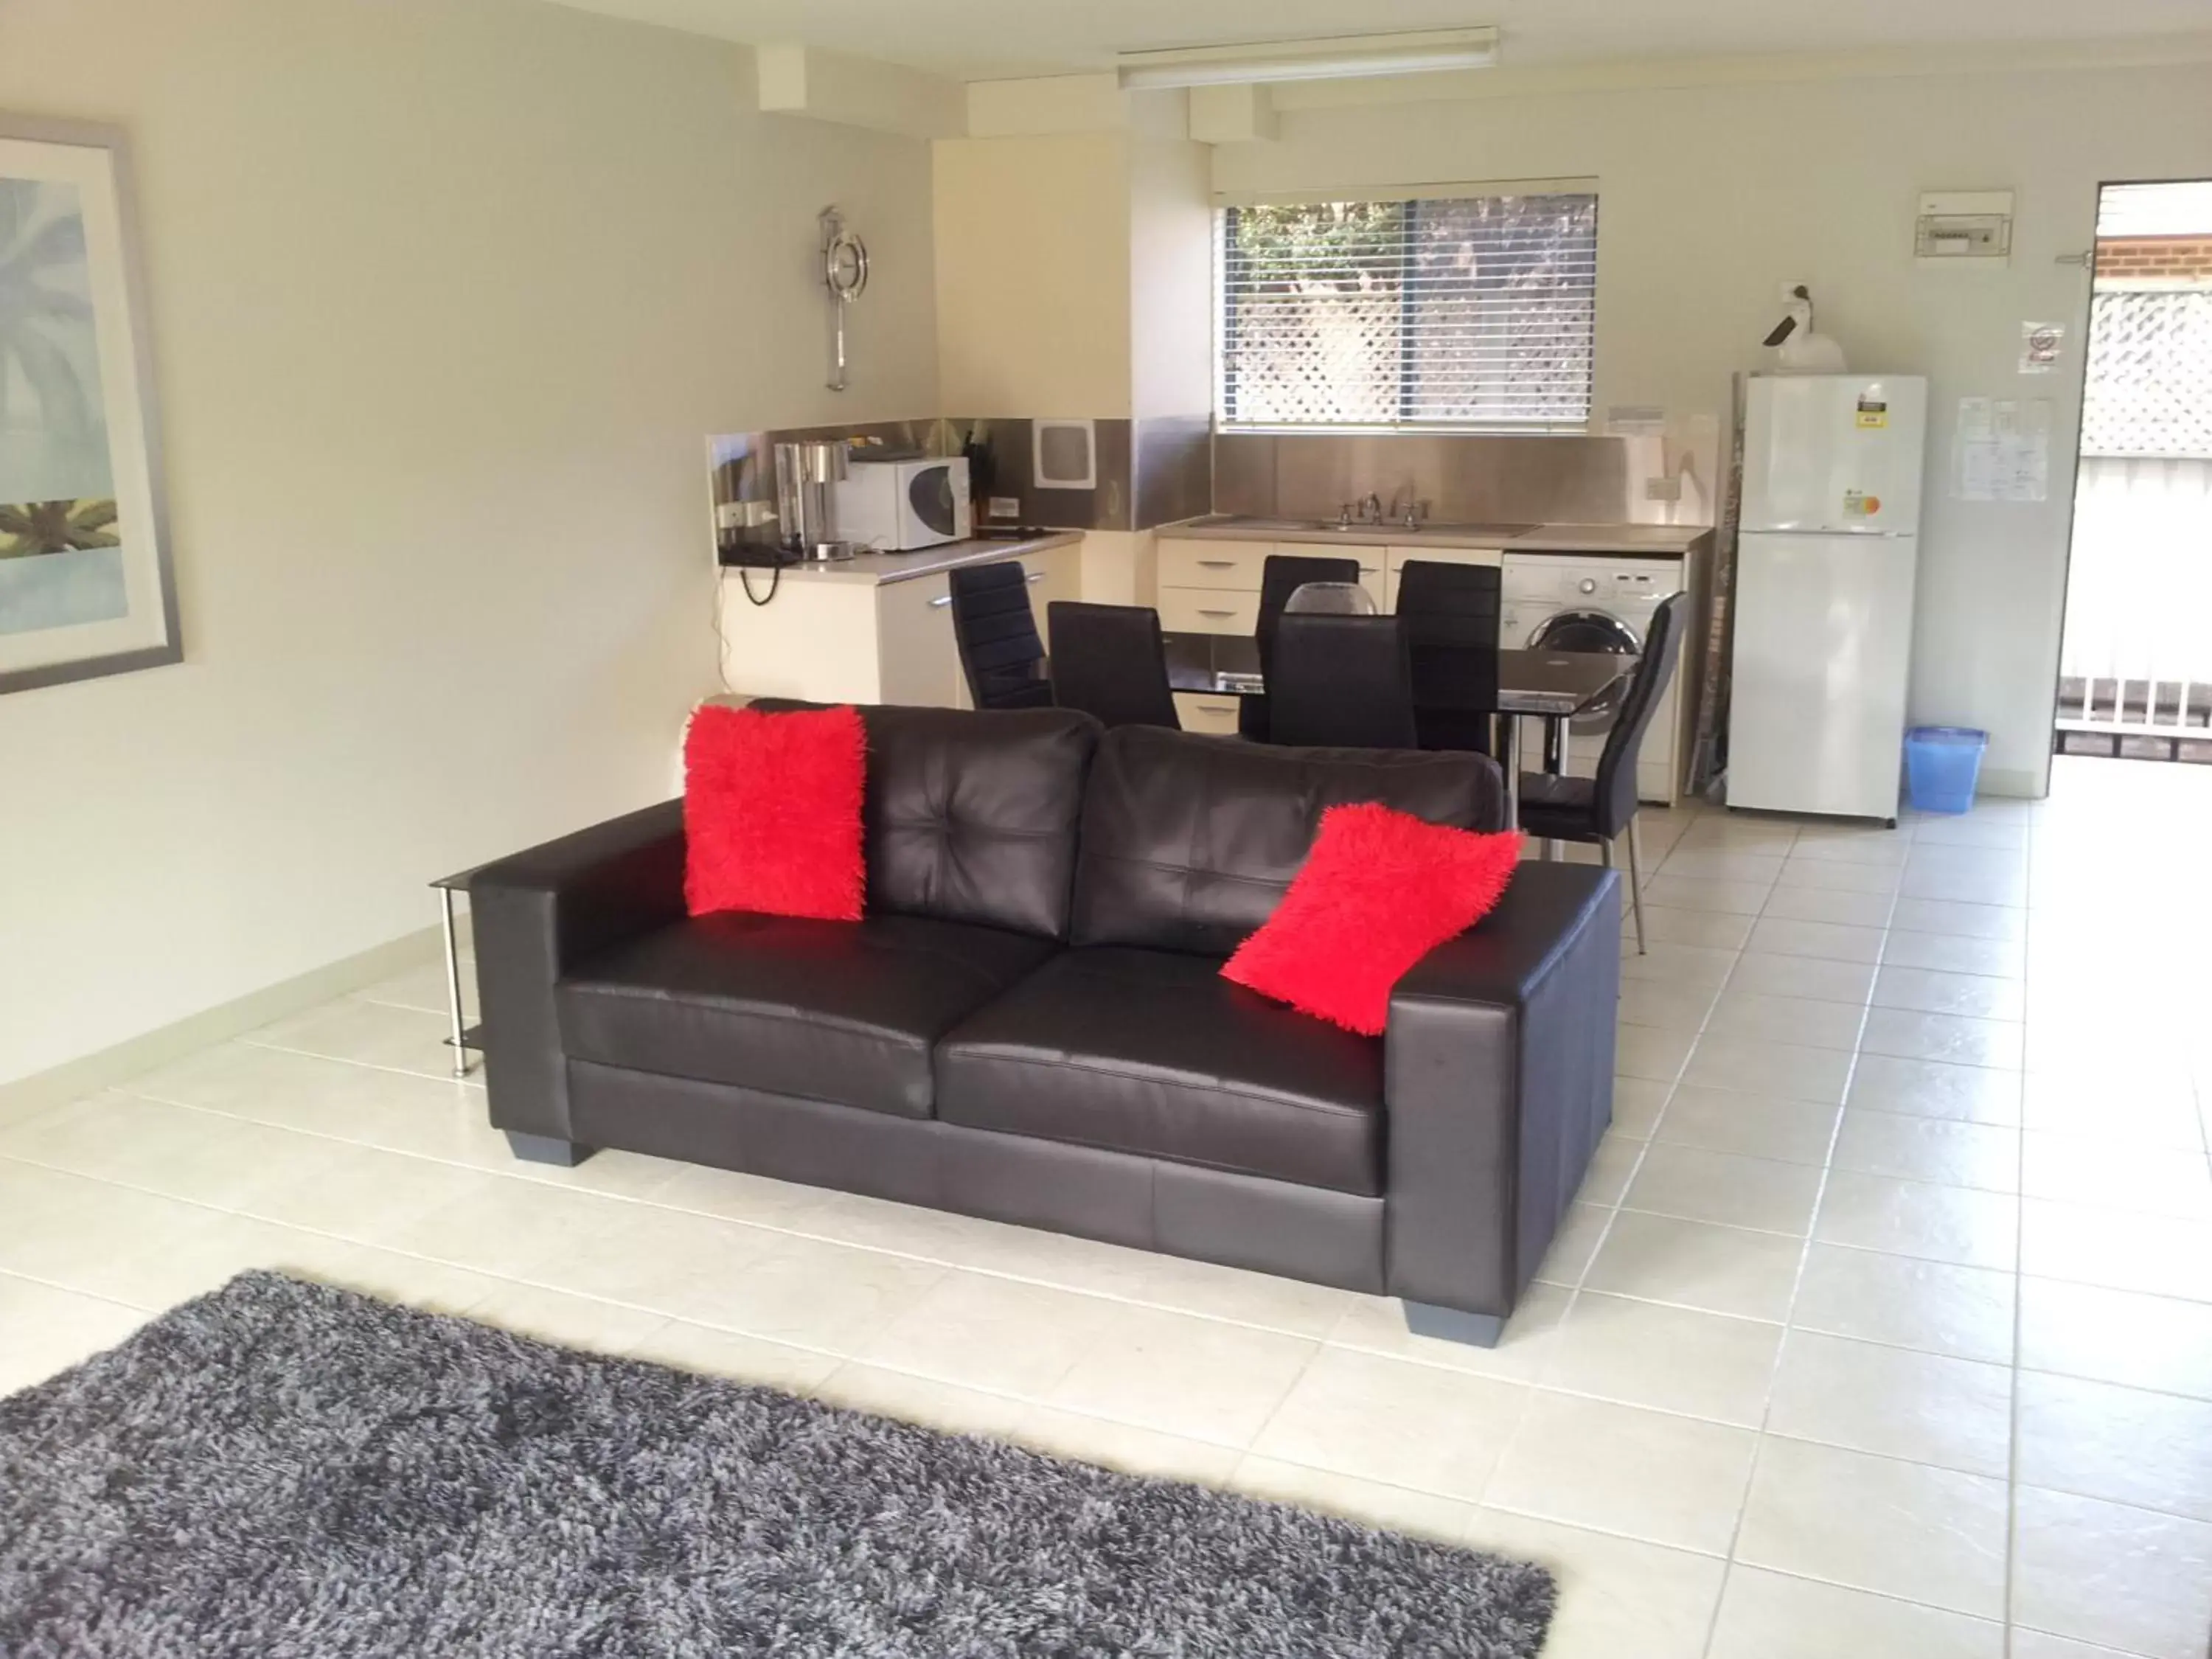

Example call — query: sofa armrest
[469,800,685,1144]
[1384,860,1622,1318]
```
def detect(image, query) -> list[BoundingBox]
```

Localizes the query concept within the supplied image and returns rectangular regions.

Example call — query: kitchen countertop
[1162,515,1713,558]
[1506,522,1716,555]
[718,531,1081,586]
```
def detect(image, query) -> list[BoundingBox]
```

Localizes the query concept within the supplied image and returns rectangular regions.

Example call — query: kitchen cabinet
[876,569,966,707]
[1157,536,1496,627]
[1158,540,1267,591]
[1157,537,1387,633]
[716,537,1081,709]
[1158,587,1262,635]
[1172,692,1243,735]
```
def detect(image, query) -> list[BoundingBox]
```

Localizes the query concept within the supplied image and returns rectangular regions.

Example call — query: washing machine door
[1528,608,1643,731]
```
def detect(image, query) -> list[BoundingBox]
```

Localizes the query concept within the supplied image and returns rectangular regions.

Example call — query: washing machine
[1501,554,1687,804]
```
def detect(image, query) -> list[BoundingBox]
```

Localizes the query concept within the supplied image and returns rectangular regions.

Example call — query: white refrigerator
[1728,373,1928,823]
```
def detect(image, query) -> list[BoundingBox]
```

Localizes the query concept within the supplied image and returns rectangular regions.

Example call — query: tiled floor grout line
[14,1116,2203,1406]
[2000,817,2048,1659]
[15,784,2212,1658]
[0,1264,156,1318]
[1693,976,1858,1659]
[1469,1191,1640,1518]
[237,1035,489,1089]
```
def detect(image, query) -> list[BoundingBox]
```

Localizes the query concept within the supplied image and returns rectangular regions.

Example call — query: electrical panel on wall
[1915,190,2014,264]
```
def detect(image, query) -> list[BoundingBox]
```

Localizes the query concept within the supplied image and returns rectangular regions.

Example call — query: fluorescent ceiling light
[1116,27,1499,90]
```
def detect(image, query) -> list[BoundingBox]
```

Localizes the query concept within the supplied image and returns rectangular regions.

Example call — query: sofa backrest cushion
[749,699,1102,941]
[1072,727,1502,957]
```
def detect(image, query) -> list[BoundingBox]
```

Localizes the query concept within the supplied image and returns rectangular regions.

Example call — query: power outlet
[987,495,1023,521]
[1645,475,1683,502]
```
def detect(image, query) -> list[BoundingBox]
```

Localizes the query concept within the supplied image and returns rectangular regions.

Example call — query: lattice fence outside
[2081,289,2212,459]
[1220,195,1596,429]
[1222,291,1402,425]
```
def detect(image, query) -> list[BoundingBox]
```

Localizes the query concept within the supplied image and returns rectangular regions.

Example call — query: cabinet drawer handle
[929,595,953,608]
[1026,571,1046,583]
[1196,702,1236,714]
[1197,608,1236,619]
[1197,559,1237,568]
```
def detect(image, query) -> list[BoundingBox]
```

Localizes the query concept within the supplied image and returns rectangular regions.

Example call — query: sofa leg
[504,1131,597,1167]
[1402,1301,1504,1349]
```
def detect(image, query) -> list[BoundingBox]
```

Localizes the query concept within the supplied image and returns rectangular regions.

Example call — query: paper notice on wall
[1955,397,2051,502]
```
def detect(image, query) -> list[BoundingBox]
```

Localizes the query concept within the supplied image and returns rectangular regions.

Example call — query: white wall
[1214,61,2212,793]
[0,0,939,1085]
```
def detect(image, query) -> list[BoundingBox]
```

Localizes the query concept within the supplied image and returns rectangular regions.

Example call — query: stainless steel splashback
[1214,431,1641,526]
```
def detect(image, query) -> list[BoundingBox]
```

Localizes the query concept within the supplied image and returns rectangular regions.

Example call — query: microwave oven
[832,456,972,552]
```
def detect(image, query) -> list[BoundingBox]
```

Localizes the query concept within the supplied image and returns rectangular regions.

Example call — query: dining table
[1159,631,1634,846]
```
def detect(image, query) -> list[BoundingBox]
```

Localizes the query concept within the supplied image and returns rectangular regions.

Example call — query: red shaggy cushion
[1222,803,1521,1036]
[683,703,866,922]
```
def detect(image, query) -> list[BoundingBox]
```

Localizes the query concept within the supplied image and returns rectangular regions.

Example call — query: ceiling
[548,0,2212,81]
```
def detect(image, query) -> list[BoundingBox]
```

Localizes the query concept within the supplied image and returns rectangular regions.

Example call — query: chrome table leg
[439,886,471,1078]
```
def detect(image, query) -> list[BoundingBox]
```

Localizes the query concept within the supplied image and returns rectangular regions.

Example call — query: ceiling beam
[1188,84,1279,144]
[754,44,964,139]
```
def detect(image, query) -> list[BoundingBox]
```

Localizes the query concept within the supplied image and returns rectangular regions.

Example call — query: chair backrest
[947,561,1051,710]
[1046,601,1181,731]
[1592,591,1687,837]
[1256,554,1363,665]
[1397,560,1502,753]
[1267,613,1419,750]
[1242,553,1366,740]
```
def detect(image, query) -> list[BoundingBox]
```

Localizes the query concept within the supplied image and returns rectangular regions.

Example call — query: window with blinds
[1217,192,1599,432]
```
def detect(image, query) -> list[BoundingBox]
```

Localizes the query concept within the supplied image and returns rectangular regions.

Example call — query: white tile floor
[5,755,2212,1658]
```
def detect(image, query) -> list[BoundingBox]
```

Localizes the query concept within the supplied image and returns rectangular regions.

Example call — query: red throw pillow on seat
[1222,803,1521,1036]
[683,703,866,921]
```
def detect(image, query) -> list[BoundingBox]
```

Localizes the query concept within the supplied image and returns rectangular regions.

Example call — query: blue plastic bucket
[1905,726,1987,814]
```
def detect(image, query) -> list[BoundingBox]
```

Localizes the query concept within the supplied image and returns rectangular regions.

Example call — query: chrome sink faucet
[1360,492,1384,526]
[1391,484,1425,529]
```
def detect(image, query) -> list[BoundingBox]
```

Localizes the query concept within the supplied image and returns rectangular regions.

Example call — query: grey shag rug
[0,1271,1555,1657]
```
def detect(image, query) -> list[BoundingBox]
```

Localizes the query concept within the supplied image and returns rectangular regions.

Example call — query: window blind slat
[1218,192,1597,431]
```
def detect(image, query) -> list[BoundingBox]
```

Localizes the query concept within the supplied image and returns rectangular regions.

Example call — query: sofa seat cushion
[934,947,1385,1196]
[558,913,1058,1119]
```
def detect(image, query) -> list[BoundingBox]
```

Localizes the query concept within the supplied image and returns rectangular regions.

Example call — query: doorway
[2053,179,2212,763]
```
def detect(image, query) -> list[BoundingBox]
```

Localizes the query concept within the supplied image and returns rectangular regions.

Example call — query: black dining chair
[1517,591,1686,954]
[1046,601,1181,730]
[947,561,1051,710]
[1267,613,1419,750]
[1240,553,1366,741]
[1397,559,1503,758]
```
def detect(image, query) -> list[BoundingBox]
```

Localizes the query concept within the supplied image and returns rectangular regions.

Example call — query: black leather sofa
[470,703,1621,1344]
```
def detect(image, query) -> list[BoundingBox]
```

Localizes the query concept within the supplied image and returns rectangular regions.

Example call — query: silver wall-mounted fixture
[819,205,869,393]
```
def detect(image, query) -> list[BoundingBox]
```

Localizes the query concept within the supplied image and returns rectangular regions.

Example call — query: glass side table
[431,865,486,1078]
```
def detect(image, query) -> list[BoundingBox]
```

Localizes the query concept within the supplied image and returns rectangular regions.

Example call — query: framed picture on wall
[0,114,178,695]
